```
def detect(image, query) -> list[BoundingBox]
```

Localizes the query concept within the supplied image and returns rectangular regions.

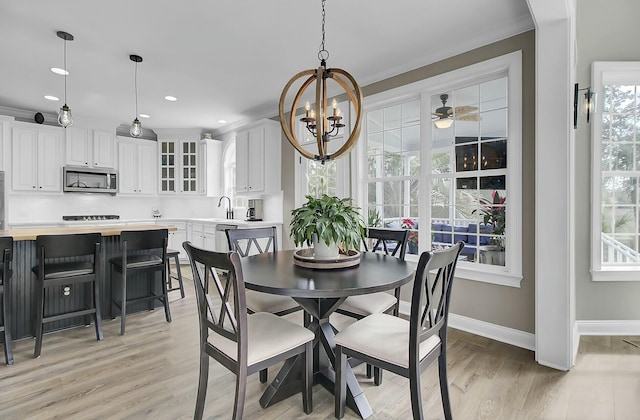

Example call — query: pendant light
[129,54,143,138]
[278,0,363,163]
[56,31,74,128]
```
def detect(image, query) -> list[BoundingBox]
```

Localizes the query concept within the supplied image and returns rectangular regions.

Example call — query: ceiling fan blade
[454,105,479,115]
[454,114,481,122]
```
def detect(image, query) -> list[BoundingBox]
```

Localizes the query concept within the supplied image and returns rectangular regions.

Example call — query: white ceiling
[0,0,533,133]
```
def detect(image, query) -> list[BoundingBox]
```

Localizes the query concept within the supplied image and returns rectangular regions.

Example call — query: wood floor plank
[1,266,639,419]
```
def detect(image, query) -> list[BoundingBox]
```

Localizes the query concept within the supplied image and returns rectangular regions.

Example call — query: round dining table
[240,249,415,418]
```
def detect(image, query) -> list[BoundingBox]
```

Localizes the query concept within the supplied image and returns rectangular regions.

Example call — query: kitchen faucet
[218,195,234,219]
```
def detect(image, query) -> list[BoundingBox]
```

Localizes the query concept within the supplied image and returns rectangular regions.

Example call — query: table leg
[259,297,373,419]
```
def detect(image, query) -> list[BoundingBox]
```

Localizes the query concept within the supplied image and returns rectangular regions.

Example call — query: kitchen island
[0,224,176,340]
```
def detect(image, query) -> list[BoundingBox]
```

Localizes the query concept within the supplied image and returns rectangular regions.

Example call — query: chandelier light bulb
[58,104,73,127]
[130,118,142,138]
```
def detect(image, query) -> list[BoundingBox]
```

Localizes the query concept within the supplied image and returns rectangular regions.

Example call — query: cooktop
[62,215,120,221]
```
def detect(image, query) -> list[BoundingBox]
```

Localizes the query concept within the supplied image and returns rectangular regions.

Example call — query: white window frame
[590,61,640,281]
[360,51,523,287]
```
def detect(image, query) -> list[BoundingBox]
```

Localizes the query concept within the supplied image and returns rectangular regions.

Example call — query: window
[363,52,522,286]
[591,62,640,281]
[366,99,421,255]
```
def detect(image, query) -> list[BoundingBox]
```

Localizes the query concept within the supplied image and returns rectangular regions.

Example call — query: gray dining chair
[183,241,314,420]
[226,226,303,383]
[334,242,464,420]
[335,227,409,385]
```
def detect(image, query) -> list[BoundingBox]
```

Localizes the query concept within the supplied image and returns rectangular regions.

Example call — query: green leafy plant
[368,209,382,227]
[290,194,366,253]
[472,191,506,236]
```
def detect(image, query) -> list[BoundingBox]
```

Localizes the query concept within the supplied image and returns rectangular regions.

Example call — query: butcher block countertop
[0,223,177,241]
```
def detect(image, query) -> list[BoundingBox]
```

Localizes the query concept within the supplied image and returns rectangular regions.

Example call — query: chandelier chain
[318,0,329,62]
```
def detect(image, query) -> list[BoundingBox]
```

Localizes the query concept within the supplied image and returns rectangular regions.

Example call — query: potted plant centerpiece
[290,194,366,259]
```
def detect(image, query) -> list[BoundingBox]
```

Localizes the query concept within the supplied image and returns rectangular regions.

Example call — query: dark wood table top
[240,250,415,298]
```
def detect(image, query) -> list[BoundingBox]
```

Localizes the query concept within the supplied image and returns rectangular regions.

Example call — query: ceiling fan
[432,94,480,128]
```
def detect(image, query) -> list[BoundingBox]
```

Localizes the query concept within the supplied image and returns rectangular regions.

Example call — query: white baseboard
[398,301,535,351]
[576,320,640,336]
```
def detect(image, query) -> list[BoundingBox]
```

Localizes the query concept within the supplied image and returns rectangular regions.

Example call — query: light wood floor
[1,268,639,420]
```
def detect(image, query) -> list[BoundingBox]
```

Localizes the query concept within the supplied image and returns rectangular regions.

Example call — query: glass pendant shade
[434,118,453,129]
[58,104,73,127]
[130,118,142,138]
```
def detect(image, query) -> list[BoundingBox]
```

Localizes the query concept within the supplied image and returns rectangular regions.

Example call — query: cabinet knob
[33,185,36,189]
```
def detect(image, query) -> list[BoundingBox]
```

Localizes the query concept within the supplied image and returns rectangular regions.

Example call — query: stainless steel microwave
[63,166,118,194]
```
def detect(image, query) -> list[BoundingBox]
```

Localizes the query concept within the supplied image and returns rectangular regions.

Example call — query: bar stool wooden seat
[32,233,103,358]
[110,229,171,335]
[165,249,185,298]
[0,237,14,365]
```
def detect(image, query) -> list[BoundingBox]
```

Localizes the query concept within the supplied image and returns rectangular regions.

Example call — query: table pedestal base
[259,297,373,419]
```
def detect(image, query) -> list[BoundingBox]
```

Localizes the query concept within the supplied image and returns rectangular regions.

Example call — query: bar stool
[110,229,171,335]
[32,233,103,358]
[0,237,14,365]
[165,249,185,298]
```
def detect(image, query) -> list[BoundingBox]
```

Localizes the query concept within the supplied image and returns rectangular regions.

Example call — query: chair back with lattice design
[183,241,248,369]
[364,228,409,260]
[409,241,464,363]
[226,227,277,257]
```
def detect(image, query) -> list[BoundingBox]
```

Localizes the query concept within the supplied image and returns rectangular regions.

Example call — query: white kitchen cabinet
[235,119,281,194]
[117,137,157,194]
[12,125,62,192]
[188,222,217,251]
[65,128,114,168]
[93,130,115,168]
[163,221,187,260]
[158,139,204,194]
[0,116,12,171]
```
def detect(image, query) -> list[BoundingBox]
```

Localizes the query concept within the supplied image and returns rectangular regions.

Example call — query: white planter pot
[313,235,339,259]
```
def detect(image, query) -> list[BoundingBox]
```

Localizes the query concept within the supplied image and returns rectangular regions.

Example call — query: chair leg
[2,291,13,365]
[373,366,383,386]
[366,363,372,378]
[409,362,424,420]
[93,280,103,341]
[259,368,268,383]
[110,266,116,320]
[438,352,453,420]
[233,367,247,420]
[302,341,313,414]
[335,345,347,419]
[33,279,44,358]
[120,271,127,335]
[161,268,172,323]
[174,255,185,298]
[194,348,210,420]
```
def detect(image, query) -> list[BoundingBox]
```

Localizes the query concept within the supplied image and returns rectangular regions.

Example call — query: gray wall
[575,0,640,320]
[281,31,536,333]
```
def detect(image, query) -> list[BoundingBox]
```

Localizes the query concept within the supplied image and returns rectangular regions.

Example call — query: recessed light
[139,114,150,118]
[217,119,227,124]
[50,67,68,76]
[44,95,59,101]
[164,96,177,102]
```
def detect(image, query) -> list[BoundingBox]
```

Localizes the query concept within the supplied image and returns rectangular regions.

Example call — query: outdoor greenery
[290,194,366,253]
[473,190,506,236]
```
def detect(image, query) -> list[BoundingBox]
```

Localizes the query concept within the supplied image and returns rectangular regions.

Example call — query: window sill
[591,268,640,282]
[404,254,522,287]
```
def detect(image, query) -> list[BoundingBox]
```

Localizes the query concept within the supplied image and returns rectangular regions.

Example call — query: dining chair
[183,241,314,420]
[337,227,409,319]
[110,229,171,335]
[32,233,103,358]
[335,227,409,385]
[0,237,13,365]
[334,241,464,420]
[226,226,303,383]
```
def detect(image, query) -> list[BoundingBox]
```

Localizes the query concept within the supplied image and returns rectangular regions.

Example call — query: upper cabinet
[235,119,281,195]
[158,139,205,194]
[65,127,114,168]
[11,124,63,192]
[117,137,156,195]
